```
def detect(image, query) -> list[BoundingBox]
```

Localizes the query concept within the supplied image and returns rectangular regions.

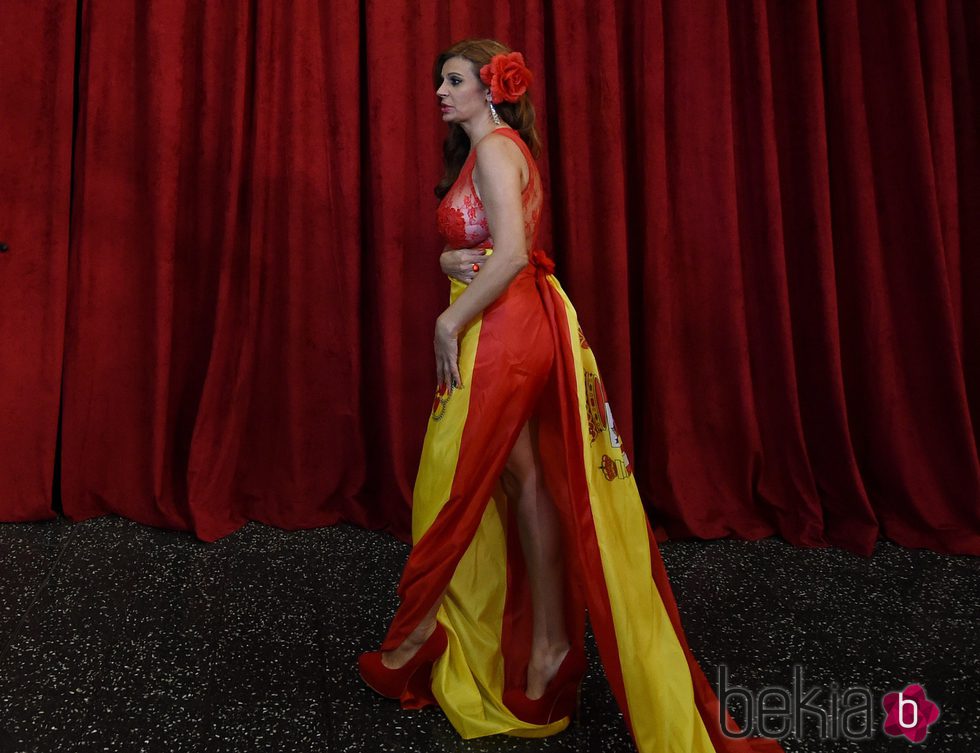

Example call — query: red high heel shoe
[357,623,448,699]
[502,647,587,725]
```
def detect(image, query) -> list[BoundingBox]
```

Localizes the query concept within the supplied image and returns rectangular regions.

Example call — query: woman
[358,38,784,753]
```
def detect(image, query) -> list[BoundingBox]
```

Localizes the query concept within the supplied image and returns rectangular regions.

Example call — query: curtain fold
[0,0,76,522]
[0,0,977,556]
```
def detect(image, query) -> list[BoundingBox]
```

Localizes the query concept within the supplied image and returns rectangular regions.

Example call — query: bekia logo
[717,666,941,744]
[881,683,941,743]
[718,665,875,740]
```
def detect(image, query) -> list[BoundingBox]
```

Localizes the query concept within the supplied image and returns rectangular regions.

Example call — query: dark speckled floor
[0,515,976,752]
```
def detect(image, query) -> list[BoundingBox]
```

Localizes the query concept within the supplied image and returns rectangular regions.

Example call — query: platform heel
[357,623,448,699]
[502,648,587,725]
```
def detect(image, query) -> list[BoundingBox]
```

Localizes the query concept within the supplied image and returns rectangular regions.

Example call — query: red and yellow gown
[377,125,784,753]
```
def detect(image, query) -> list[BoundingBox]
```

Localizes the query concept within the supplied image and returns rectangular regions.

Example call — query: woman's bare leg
[501,416,570,699]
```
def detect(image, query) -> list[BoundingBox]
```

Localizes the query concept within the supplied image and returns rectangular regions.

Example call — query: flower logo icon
[882,684,940,743]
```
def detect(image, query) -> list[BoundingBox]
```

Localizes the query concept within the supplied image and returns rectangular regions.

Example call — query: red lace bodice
[436,127,543,251]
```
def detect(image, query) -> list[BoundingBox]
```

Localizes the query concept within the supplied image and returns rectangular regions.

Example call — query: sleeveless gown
[376,126,784,753]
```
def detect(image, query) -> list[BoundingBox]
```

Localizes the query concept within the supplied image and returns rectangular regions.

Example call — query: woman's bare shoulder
[473,132,529,194]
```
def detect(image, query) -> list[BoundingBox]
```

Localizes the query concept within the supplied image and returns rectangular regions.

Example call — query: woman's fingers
[438,356,452,390]
[435,350,461,390]
[446,248,485,283]
[436,350,445,390]
[448,338,461,388]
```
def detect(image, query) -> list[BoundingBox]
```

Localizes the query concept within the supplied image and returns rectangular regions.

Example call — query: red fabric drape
[1,1,977,556]
[0,1,75,521]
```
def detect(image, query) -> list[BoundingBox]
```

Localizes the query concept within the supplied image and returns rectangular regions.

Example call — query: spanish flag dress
[376,125,784,753]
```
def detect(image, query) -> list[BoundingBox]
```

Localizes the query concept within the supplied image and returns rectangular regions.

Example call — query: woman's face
[436,55,489,125]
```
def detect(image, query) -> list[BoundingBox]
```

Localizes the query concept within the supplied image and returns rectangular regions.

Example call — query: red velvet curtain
[1,1,977,556]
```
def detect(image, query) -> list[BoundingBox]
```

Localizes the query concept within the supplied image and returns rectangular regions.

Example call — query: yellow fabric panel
[548,277,718,753]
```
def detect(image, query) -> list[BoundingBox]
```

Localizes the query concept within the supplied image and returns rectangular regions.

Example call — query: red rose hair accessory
[479,51,533,104]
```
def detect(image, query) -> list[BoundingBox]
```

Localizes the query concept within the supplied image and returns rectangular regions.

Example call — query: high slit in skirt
[377,249,785,753]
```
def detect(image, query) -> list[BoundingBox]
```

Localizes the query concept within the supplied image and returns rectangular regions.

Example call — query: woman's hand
[440,246,489,284]
[434,314,463,390]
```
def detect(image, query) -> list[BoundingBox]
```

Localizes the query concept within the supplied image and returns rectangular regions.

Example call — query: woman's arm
[433,134,529,391]
[437,136,528,335]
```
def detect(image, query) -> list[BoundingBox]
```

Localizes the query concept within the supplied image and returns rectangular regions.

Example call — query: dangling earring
[487,96,501,125]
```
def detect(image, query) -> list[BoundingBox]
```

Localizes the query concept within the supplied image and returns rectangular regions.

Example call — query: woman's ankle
[408,618,438,644]
[529,640,570,666]
[385,619,438,660]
